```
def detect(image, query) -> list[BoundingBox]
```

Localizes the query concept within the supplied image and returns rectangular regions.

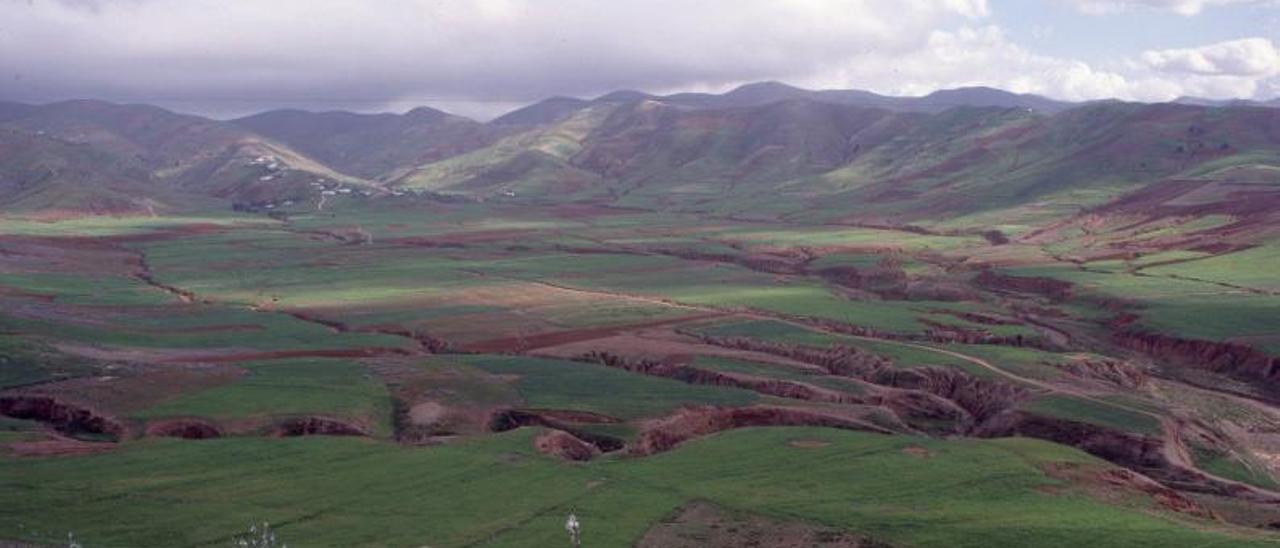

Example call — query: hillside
[0,100,381,215]
[2,89,1278,233]
[386,96,1280,239]
[233,107,504,178]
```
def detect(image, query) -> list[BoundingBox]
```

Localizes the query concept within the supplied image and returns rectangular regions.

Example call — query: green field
[3,428,1271,548]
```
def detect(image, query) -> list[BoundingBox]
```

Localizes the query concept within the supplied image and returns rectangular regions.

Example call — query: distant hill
[0,127,177,216]
[391,95,1280,234]
[567,82,1075,115]
[2,86,1277,232]
[233,107,505,178]
[0,100,378,215]
[1173,96,1280,109]
[490,97,592,127]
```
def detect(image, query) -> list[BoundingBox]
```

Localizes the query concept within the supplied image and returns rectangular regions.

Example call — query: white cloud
[798,25,1141,101]
[798,26,1280,103]
[1062,0,1262,16]
[1139,38,1280,76]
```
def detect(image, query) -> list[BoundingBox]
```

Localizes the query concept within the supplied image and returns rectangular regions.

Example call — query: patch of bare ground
[787,438,831,449]
[365,358,522,442]
[901,444,931,458]
[533,429,600,461]
[636,501,890,548]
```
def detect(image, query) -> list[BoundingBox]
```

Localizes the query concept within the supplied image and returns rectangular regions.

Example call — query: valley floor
[2,202,1279,546]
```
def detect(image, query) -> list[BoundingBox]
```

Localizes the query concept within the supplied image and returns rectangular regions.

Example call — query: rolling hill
[232,107,504,179]
[1,84,1277,230]
[0,100,380,213]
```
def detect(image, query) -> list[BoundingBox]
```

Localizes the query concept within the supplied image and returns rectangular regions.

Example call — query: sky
[0,0,1278,120]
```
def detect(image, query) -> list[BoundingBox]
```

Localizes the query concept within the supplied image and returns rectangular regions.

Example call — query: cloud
[1061,0,1263,16]
[800,26,1280,103]
[798,25,1140,101]
[1139,38,1280,76]
[0,0,1273,118]
[0,0,985,115]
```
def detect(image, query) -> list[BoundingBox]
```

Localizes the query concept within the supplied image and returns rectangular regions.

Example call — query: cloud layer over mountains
[1,0,1277,118]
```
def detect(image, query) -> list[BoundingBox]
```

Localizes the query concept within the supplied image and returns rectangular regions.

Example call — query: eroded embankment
[274,416,368,437]
[0,395,124,441]
[579,351,859,404]
[974,270,1074,302]
[976,411,1280,502]
[629,405,891,456]
[1114,330,1280,388]
[689,335,1028,429]
[533,429,603,461]
[489,409,625,457]
[144,418,223,439]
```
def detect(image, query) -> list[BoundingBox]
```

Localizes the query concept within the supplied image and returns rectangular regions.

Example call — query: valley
[2,87,1280,546]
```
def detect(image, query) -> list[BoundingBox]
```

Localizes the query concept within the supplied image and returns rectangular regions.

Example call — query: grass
[684,319,997,376]
[1025,395,1162,436]
[0,306,410,352]
[1,428,1270,547]
[450,355,758,419]
[0,336,99,389]
[0,214,270,237]
[1194,450,1280,491]
[3,204,1278,546]
[135,358,394,436]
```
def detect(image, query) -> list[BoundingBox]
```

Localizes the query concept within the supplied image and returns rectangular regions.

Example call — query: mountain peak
[594,90,653,103]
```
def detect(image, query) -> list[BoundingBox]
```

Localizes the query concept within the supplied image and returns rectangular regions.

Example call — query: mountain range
[2,82,1278,242]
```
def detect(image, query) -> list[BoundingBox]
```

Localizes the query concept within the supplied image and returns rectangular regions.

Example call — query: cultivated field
[3,199,1280,546]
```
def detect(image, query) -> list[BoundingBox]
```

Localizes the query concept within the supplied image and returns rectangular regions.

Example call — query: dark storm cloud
[1,0,1274,119]
[0,0,984,117]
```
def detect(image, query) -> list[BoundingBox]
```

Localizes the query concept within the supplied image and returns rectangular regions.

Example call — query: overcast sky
[1,0,1278,119]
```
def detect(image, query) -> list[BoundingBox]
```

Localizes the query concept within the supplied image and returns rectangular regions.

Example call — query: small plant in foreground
[233,521,286,548]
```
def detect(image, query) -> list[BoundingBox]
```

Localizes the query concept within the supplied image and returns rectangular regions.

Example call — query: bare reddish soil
[533,429,601,461]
